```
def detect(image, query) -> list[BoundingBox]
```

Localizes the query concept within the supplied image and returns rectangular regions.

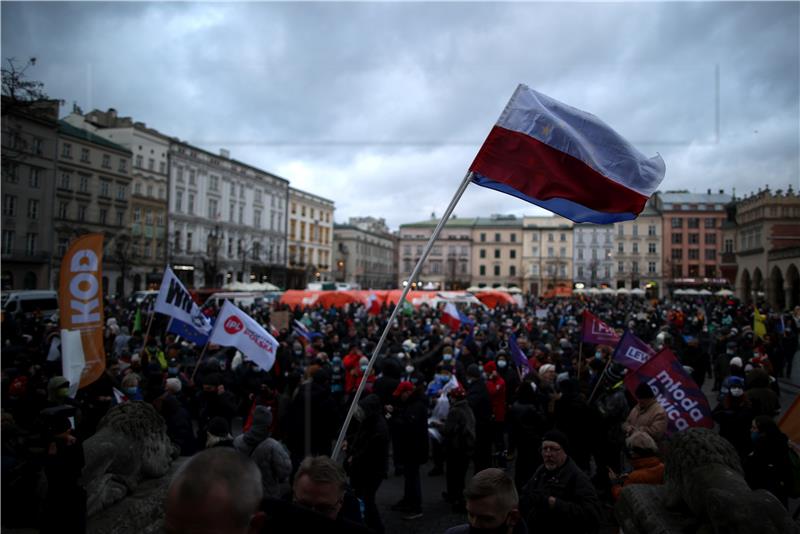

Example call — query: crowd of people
[1,290,798,533]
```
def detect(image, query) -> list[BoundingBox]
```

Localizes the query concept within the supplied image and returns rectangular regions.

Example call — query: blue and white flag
[167,317,211,346]
[154,268,212,339]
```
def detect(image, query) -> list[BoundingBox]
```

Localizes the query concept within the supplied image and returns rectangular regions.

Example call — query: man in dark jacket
[519,430,601,534]
[443,385,476,512]
[286,369,339,468]
[346,394,390,534]
[466,364,493,472]
[390,381,428,520]
[444,468,528,534]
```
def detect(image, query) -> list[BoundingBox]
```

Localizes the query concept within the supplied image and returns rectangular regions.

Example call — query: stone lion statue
[83,401,178,516]
[616,427,798,534]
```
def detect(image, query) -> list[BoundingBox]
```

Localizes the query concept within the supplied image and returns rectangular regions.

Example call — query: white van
[205,291,264,310]
[1,290,59,321]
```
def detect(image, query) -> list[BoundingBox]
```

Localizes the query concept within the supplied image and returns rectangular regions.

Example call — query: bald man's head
[165,448,265,534]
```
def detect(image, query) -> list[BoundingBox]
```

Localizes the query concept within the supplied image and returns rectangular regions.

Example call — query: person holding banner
[622,382,667,444]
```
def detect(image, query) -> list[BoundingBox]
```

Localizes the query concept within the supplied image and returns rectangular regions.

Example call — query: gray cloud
[3,1,797,228]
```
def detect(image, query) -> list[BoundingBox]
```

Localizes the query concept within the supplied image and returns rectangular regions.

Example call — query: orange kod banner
[59,233,105,387]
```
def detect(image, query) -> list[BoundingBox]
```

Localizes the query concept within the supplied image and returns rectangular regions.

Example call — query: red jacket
[343,351,362,393]
[486,374,506,422]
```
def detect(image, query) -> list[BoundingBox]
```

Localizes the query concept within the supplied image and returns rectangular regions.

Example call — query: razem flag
[581,310,621,346]
[470,85,666,224]
[210,301,278,372]
[508,333,531,376]
[154,268,212,340]
[59,233,105,387]
[612,331,656,373]
[624,347,713,434]
[441,302,462,331]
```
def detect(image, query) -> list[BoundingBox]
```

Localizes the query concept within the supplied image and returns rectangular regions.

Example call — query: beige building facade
[397,217,473,289]
[612,199,663,296]
[470,216,523,288]
[522,216,573,296]
[334,218,396,289]
[288,188,335,288]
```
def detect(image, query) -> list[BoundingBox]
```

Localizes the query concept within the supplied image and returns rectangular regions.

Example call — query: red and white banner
[365,293,381,316]
[441,302,461,331]
[209,300,277,371]
[58,233,105,387]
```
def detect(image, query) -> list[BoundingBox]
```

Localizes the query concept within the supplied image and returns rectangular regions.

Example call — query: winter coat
[519,457,602,534]
[486,374,507,422]
[610,455,664,501]
[347,394,390,487]
[286,378,338,459]
[391,391,429,466]
[443,398,476,457]
[234,406,292,498]
[466,378,493,426]
[622,400,667,443]
[712,398,755,459]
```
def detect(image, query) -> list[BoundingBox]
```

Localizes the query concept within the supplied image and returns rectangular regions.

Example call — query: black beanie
[542,429,570,452]
[635,382,655,400]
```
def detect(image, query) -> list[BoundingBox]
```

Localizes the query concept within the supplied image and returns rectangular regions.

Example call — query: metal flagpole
[331,171,475,461]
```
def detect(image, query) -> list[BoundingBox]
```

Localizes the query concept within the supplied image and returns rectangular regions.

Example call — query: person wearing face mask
[120,373,144,402]
[712,376,754,460]
[196,373,238,451]
[744,415,793,508]
[444,468,527,534]
[484,361,507,466]
[354,356,377,395]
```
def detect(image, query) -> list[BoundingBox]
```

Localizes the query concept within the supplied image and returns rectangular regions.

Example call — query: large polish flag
[441,302,462,331]
[470,85,666,224]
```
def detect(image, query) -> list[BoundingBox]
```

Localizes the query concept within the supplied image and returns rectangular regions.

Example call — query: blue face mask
[443,354,453,362]
[595,352,603,360]
[125,387,139,396]
[360,365,368,372]
[168,367,179,375]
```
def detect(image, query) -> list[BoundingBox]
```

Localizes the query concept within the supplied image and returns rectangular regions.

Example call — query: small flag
[154,268,213,338]
[470,84,666,224]
[167,317,211,346]
[508,333,531,376]
[293,319,312,342]
[753,305,767,339]
[581,310,620,345]
[402,300,414,316]
[365,293,381,316]
[210,301,278,372]
[612,330,656,373]
[133,307,142,333]
[441,302,462,331]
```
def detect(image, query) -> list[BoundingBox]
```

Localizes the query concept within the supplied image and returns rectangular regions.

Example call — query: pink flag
[581,310,620,346]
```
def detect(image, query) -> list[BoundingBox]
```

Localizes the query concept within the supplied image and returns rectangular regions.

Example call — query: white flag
[154,267,212,337]
[61,329,85,398]
[209,300,277,371]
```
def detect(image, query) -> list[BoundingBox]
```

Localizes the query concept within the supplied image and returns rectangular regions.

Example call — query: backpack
[787,442,800,498]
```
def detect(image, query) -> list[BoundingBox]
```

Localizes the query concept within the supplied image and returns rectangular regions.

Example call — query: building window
[2,230,14,254]
[724,239,733,253]
[254,209,261,227]
[118,159,127,173]
[532,246,538,256]
[188,169,195,185]
[618,242,624,253]
[174,231,182,253]
[480,249,486,259]
[618,261,624,273]
[509,265,516,276]
[618,225,624,237]
[79,175,89,192]
[547,247,554,257]
[58,201,69,219]
[117,211,124,226]
[80,148,90,163]
[532,234,538,242]
[134,182,142,195]
[687,217,700,229]
[671,249,683,260]
[145,208,153,225]
[239,205,244,224]
[632,261,639,273]
[148,158,155,171]
[102,154,111,168]
[27,199,38,219]
[510,233,516,242]
[61,143,72,158]
[175,190,183,212]
[186,232,193,253]
[648,242,656,254]
[648,224,656,236]
[705,233,716,245]
[78,205,87,221]
[28,167,42,189]
[117,185,126,200]
[494,249,500,259]
[688,249,700,260]
[159,162,166,174]
[548,233,554,242]
[510,249,516,259]
[147,185,153,197]
[3,194,16,216]
[578,248,584,260]
[494,265,500,276]
[494,233,501,242]
[671,218,683,229]
[704,218,717,229]
[688,233,699,244]
[187,193,195,215]
[208,198,218,219]
[578,266,584,277]
[135,155,143,168]
[671,233,683,244]
[705,249,716,261]
[32,137,42,155]
[99,208,107,225]
[480,233,486,242]
[632,225,638,237]
[648,261,656,273]
[560,247,566,257]
[480,265,486,276]
[101,181,110,197]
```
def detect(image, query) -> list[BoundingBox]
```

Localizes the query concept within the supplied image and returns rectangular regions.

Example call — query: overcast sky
[3,1,798,229]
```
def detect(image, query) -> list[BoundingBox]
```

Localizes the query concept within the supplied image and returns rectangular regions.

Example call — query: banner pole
[190,341,211,383]
[587,354,613,404]
[331,171,474,461]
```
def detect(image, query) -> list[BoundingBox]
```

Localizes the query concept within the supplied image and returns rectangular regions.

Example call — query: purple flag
[611,330,656,373]
[624,348,713,434]
[581,310,620,346]
[508,333,531,375]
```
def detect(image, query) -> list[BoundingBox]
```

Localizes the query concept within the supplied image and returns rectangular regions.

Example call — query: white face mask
[497,360,507,369]
[405,365,414,374]
[443,354,453,362]
[730,387,744,398]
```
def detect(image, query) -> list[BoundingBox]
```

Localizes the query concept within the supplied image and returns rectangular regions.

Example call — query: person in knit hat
[206,417,234,449]
[622,382,667,444]
[233,406,292,499]
[608,431,664,501]
[518,429,601,533]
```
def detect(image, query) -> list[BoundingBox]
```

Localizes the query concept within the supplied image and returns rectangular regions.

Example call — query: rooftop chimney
[220,148,230,159]
[707,188,711,194]
[108,108,117,120]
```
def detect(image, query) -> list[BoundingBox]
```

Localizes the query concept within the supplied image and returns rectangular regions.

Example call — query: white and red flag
[209,300,278,371]
[365,293,382,316]
[441,302,462,331]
